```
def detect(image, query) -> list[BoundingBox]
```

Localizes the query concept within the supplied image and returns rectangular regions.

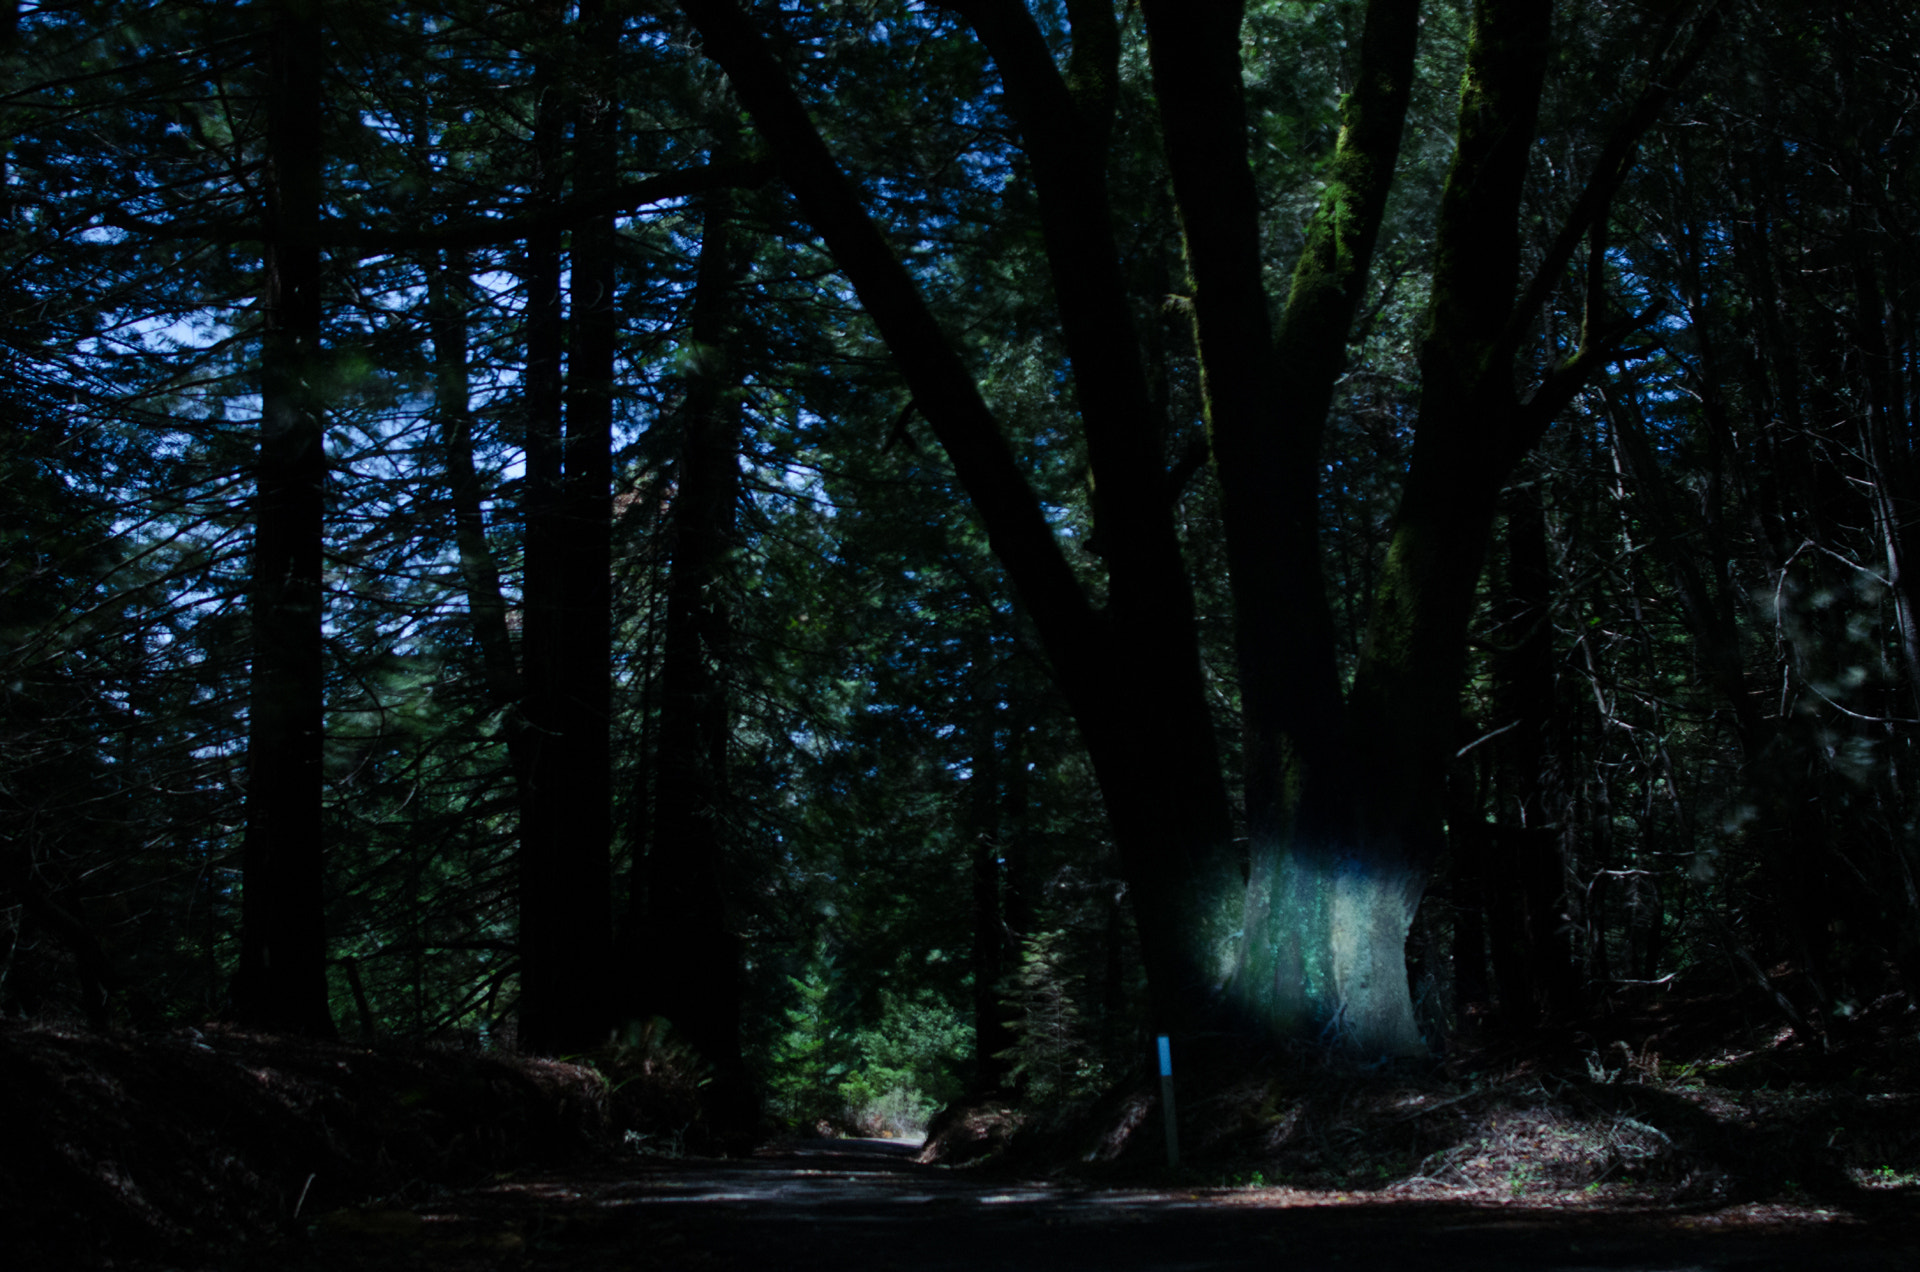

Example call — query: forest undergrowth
[926,966,1920,1212]
[11,964,1920,1266]
[0,1018,718,1264]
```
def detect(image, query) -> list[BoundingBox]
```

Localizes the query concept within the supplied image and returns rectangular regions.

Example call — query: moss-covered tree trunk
[681,0,1710,1059]
[1164,0,1702,1057]
[1143,0,1423,1056]
[1239,0,1560,1057]
[934,0,1246,1036]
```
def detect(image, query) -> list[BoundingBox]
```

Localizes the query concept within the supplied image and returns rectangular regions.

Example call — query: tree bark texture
[1142,0,1425,1055]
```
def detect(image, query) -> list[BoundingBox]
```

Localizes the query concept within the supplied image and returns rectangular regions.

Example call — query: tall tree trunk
[967,685,1009,1092]
[1249,0,1712,1056]
[517,5,615,1052]
[516,40,570,1052]
[642,175,751,1120]
[1298,0,1557,1057]
[622,526,666,942]
[234,0,333,1036]
[1853,194,1920,721]
[928,0,1244,1037]
[1486,482,1581,1019]
[431,253,531,782]
[556,0,618,1034]
[1143,0,1421,1055]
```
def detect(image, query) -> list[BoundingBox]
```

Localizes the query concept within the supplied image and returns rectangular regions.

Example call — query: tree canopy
[3,0,1918,1128]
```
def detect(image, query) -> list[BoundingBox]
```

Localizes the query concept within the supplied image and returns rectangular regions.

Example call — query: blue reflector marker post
[1157,1033,1179,1169]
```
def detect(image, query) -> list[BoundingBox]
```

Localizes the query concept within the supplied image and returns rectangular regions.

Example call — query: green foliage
[763,940,971,1138]
[998,929,1107,1109]
[838,987,972,1137]
[764,941,853,1128]
[3,0,1917,1111]
[585,1018,718,1154]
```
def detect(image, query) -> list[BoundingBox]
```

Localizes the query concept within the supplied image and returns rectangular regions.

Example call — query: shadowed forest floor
[7,974,1920,1268]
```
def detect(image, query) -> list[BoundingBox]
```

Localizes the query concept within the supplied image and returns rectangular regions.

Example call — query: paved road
[308,1138,1918,1271]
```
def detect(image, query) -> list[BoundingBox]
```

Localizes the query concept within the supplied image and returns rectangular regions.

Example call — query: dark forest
[4,0,1920,1265]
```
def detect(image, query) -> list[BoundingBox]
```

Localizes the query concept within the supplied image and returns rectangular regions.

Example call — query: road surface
[301,1137,1917,1271]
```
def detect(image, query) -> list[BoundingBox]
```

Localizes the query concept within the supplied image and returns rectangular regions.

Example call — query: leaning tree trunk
[234,0,333,1037]
[431,253,532,783]
[676,0,1242,1044]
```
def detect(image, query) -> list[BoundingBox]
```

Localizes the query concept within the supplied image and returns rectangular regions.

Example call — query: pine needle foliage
[998,929,1107,1109]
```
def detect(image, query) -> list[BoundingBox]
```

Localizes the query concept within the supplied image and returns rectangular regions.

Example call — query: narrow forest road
[289,1138,1919,1272]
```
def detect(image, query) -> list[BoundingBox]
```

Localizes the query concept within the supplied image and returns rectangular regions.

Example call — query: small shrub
[840,1081,939,1138]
